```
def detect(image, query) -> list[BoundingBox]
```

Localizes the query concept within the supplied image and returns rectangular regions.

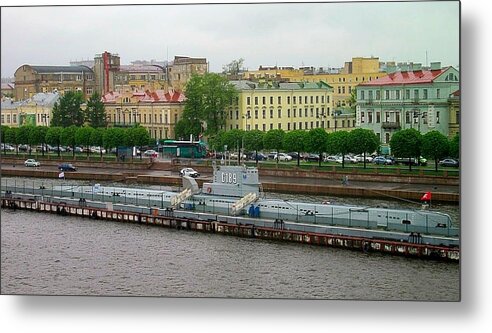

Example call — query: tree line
[1,124,151,159]
[207,127,459,171]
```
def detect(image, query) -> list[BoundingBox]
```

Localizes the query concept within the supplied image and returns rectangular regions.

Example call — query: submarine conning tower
[202,164,260,197]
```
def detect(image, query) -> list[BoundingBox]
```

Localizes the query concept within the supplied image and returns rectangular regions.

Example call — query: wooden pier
[1,196,459,262]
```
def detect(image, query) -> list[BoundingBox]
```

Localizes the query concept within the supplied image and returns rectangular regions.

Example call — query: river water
[1,177,460,300]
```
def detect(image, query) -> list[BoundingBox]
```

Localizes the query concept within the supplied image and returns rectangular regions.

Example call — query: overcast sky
[1,0,460,78]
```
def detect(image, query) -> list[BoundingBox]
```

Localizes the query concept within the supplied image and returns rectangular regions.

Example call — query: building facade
[355,62,460,144]
[448,89,460,138]
[102,89,185,140]
[243,57,388,113]
[225,80,353,133]
[168,56,208,91]
[14,65,95,101]
[0,92,59,127]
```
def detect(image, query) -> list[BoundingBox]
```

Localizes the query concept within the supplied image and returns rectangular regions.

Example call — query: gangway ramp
[231,192,258,215]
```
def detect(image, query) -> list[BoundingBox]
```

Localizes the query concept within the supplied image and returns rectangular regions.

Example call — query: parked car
[373,156,394,165]
[230,152,247,160]
[324,155,341,163]
[273,153,292,162]
[1,143,15,151]
[247,152,267,161]
[439,158,459,167]
[143,149,158,157]
[90,146,106,154]
[58,163,77,171]
[354,154,373,163]
[305,154,321,162]
[267,152,278,160]
[340,155,358,164]
[51,146,66,152]
[395,157,428,166]
[74,146,84,153]
[180,167,200,178]
[18,144,29,152]
[24,159,40,167]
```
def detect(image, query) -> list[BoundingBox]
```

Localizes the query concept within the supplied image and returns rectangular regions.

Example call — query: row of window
[0,113,50,125]
[359,110,440,125]
[359,88,443,101]
[231,119,356,131]
[109,111,178,125]
[229,107,332,120]
[246,95,330,106]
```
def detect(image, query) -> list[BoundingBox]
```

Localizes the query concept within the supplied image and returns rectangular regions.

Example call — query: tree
[4,127,19,155]
[222,58,245,76]
[243,130,265,165]
[207,130,226,153]
[283,130,307,167]
[60,125,78,158]
[263,129,285,164]
[174,117,202,140]
[128,126,151,160]
[421,131,450,171]
[17,125,35,154]
[222,129,244,162]
[45,127,63,157]
[449,133,459,159]
[306,128,329,167]
[103,127,127,159]
[348,87,357,111]
[389,128,422,171]
[90,127,105,159]
[349,128,380,168]
[51,91,85,127]
[326,131,351,168]
[33,126,49,157]
[86,92,107,128]
[182,73,237,136]
[1,125,8,154]
[75,126,95,157]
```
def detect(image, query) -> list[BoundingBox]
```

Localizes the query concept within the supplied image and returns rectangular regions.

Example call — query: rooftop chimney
[430,62,441,70]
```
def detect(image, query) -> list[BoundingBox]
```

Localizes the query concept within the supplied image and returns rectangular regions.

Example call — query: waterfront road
[1,161,460,196]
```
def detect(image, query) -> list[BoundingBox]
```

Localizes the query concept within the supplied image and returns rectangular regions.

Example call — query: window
[376,111,381,123]
[342,120,345,128]
[376,90,380,100]
[299,96,302,104]
[270,124,273,130]
[360,90,365,100]
[437,111,440,124]
[305,108,308,117]
[287,96,290,104]
[287,109,290,118]
[262,124,266,131]
[262,110,266,119]
[368,91,373,100]
[270,109,273,119]
[287,123,291,131]
[299,122,302,129]
[437,89,441,99]
[262,96,266,104]
[310,108,314,117]
[236,110,239,120]
[310,96,313,104]
[423,89,428,99]
[278,109,282,118]
[305,96,308,104]
[255,97,258,105]
[368,112,373,123]
[255,110,258,119]
[293,96,296,104]
[396,90,400,100]
[385,90,390,99]
[278,123,282,129]
[278,96,281,104]
[414,89,419,100]
[247,97,251,105]
[321,96,324,103]
[270,96,273,104]
[316,96,319,103]
[361,111,365,123]
[406,90,410,99]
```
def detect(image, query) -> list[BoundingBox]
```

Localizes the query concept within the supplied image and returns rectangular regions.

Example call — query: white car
[24,159,40,167]
[143,149,158,157]
[324,156,341,163]
[273,153,293,161]
[180,168,200,178]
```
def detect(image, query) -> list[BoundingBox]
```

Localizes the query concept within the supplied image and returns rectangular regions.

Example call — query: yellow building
[226,80,357,133]
[0,93,59,128]
[448,89,460,138]
[243,57,387,113]
[102,89,185,139]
